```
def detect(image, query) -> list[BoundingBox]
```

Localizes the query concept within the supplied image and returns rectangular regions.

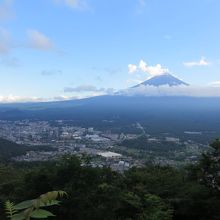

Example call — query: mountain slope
[1,96,220,141]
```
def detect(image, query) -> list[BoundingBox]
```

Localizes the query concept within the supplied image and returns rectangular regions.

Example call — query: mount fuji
[133,73,189,88]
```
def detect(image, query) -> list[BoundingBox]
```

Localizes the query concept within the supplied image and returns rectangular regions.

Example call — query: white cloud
[183,57,210,67]
[53,0,88,10]
[0,29,59,53]
[139,60,169,76]
[0,0,14,21]
[209,81,220,87]
[0,28,58,55]
[0,95,45,103]
[0,95,79,103]
[27,30,54,51]
[128,64,137,74]
[0,27,11,53]
[53,95,76,101]
[119,85,220,97]
[128,60,169,76]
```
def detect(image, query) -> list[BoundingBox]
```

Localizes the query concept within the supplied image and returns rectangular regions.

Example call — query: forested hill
[0,138,29,160]
[0,138,53,160]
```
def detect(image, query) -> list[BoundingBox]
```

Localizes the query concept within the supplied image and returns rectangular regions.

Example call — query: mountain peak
[134,73,189,87]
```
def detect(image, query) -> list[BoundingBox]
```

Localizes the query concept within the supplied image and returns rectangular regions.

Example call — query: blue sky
[0,0,220,102]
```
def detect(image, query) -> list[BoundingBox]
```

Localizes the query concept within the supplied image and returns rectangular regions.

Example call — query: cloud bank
[1,84,220,103]
[0,95,78,103]
[0,95,45,103]
[209,81,220,87]
[119,85,220,97]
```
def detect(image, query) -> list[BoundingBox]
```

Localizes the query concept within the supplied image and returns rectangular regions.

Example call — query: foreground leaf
[14,200,33,210]
[30,209,55,218]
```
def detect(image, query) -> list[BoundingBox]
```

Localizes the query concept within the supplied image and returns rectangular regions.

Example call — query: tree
[199,139,220,191]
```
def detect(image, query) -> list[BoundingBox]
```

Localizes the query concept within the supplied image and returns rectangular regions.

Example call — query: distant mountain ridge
[133,73,189,87]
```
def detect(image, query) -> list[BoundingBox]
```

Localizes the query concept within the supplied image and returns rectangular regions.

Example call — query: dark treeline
[1,140,220,219]
[0,138,55,161]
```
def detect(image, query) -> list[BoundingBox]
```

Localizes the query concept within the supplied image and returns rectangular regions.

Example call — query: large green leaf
[14,200,33,210]
[30,209,55,218]
[11,213,25,220]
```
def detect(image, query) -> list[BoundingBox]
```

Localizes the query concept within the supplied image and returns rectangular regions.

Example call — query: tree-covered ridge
[0,138,28,160]
[0,138,54,161]
[1,140,220,219]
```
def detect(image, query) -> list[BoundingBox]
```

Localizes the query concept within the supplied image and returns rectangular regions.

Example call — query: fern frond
[5,201,17,219]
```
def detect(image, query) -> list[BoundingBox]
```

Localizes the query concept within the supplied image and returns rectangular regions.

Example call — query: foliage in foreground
[1,139,220,219]
[5,191,66,220]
